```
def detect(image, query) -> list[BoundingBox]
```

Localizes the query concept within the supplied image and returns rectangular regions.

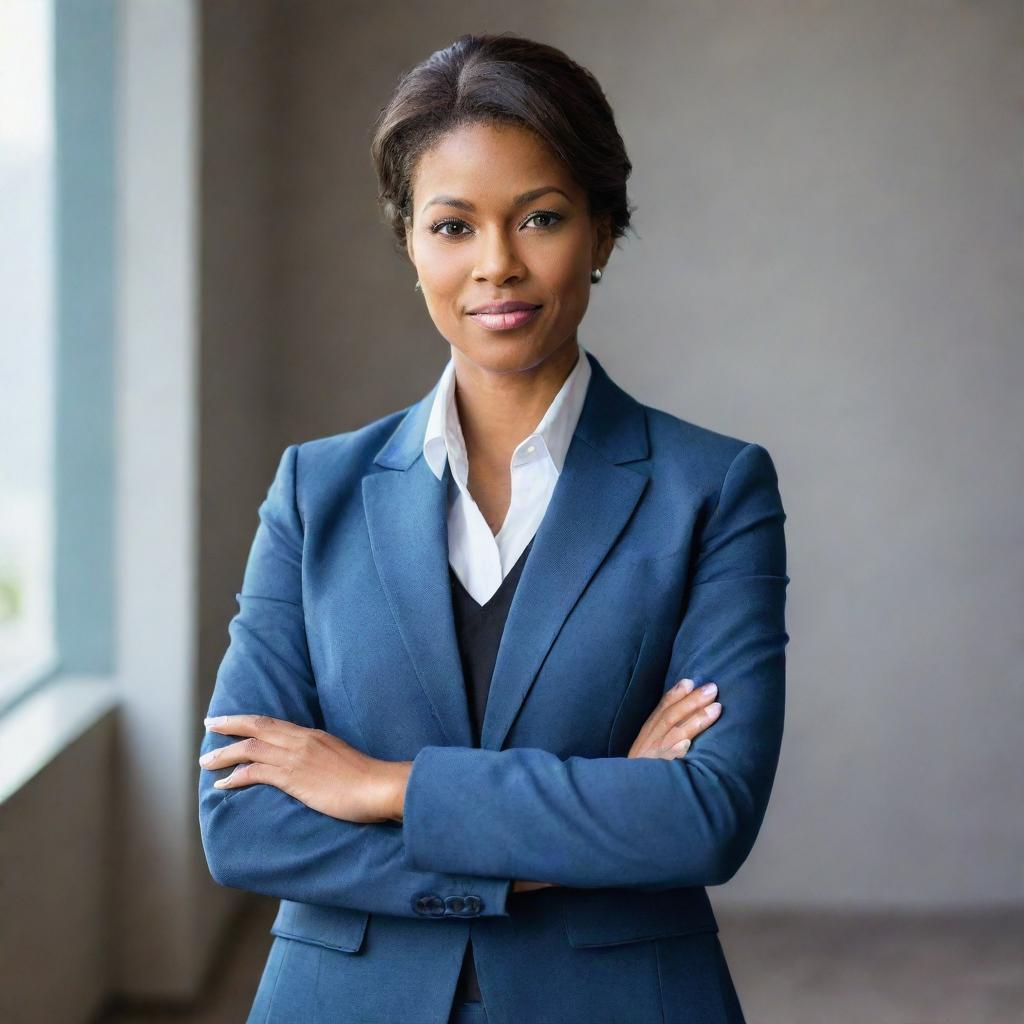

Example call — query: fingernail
[674,738,691,752]
[199,752,215,766]
[205,716,225,727]
[213,778,229,788]
[701,683,717,698]
[676,679,694,693]
[706,702,721,719]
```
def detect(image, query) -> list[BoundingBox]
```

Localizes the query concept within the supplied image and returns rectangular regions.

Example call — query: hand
[627,678,721,759]
[201,714,403,824]
[512,879,558,893]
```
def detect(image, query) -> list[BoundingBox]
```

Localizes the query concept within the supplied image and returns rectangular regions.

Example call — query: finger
[630,735,691,760]
[634,689,721,758]
[199,735,288,771]
[647,736,693,761]
[632,678,696,747]
[644,682,719,749]
[659,702,722,752]
[203,713,304,739]
[212,761,287,790]
[662,737,691,759]
[645,679,695,728]
[660,678,695,707]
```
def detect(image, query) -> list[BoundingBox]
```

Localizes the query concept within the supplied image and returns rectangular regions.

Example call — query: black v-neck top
[447,535,535,1004]
[449,536,535,745]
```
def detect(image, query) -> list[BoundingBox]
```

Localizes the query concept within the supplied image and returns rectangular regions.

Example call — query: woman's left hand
[200,715,408,824]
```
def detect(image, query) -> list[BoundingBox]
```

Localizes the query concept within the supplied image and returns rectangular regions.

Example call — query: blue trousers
[448,999,488,1024]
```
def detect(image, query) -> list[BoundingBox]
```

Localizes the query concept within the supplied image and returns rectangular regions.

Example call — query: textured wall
[207,0,1023,908]
[196,0,281,975]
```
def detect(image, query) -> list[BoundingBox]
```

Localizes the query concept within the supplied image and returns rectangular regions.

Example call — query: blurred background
[0,1,1020,1022]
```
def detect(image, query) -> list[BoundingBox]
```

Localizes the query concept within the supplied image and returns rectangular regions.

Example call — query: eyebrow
[420,186,572,217]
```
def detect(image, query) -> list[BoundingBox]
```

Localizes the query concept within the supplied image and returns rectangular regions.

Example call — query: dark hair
[369,32,636,256]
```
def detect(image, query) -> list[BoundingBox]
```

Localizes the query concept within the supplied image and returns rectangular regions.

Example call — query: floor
[718,905,1024,1024]
[97,897,1024,1024]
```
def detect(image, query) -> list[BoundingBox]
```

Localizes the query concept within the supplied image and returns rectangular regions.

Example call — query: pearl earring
[591,268,603,283]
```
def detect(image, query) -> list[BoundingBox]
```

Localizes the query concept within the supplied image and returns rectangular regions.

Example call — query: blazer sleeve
[400,441,789,889]
[197,444,513,918]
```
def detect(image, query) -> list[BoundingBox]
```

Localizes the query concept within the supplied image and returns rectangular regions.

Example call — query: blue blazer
[198,349,789,1024]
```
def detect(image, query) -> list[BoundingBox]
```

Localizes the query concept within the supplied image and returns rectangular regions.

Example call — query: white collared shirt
[422,343,592,605]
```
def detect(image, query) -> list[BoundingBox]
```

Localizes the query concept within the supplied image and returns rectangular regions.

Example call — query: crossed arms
[197,441,789,917]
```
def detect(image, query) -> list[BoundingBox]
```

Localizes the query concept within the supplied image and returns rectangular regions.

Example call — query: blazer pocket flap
[563,886,718,949]
[269,899,370,954]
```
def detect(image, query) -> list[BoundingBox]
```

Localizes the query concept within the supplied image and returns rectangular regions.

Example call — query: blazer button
[442,894,483,917]
[412,894,445,916]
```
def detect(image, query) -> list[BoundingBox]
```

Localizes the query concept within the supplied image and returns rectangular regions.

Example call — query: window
[0,0,57,709]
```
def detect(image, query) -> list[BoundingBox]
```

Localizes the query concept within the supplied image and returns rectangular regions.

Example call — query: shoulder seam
[706,442,757,527]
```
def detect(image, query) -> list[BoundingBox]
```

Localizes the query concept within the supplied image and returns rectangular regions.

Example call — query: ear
[405,224,415,266]
[590,211,614,272]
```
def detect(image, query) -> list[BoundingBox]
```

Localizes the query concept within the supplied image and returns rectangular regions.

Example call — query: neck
[451,338,581,471]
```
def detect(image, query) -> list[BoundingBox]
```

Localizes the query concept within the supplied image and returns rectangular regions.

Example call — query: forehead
[411,121,578,202]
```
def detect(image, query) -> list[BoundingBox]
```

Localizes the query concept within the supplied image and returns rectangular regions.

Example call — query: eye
[429,218,469,237]
[523,210,563,229]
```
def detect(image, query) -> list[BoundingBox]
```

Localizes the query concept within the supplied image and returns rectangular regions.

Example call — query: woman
[198,32,788,1024]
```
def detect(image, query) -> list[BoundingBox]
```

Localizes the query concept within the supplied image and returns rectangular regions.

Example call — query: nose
[472,230,526,285]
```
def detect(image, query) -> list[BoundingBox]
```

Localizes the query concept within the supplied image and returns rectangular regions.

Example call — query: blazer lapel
[363,395,476,748]
[363,350,650,752]
[480,355,650,750]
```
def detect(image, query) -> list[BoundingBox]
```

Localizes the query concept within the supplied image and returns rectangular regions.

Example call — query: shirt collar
[422,342,592,482]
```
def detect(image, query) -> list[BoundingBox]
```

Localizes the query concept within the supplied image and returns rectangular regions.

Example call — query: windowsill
[0,650,62,718]
[0,673,119,806]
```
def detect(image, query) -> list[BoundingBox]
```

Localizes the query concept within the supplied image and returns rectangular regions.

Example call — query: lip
[469,306,543,331]
[467,300,543,314]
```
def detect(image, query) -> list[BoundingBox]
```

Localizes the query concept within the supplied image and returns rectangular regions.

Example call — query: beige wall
[232,0,1021,909]
[196,0,281,979]
[5,4,1018,1022]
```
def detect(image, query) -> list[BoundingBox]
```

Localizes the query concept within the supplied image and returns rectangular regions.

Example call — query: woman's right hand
[510,681,721,893]
[627,677,721,759]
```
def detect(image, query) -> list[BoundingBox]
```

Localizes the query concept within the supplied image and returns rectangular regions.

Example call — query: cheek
[547,262,590,318]
[421,255,463,292]
[542,233,593,295]
[420,268,464,321]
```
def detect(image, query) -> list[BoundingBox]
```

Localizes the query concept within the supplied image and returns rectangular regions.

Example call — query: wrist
[381,759,413,823]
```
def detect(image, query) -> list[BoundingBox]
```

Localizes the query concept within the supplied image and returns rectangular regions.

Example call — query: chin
[458,334,559,370]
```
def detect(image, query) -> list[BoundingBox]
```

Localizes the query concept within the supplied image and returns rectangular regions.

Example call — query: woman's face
[405,121,613,377]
